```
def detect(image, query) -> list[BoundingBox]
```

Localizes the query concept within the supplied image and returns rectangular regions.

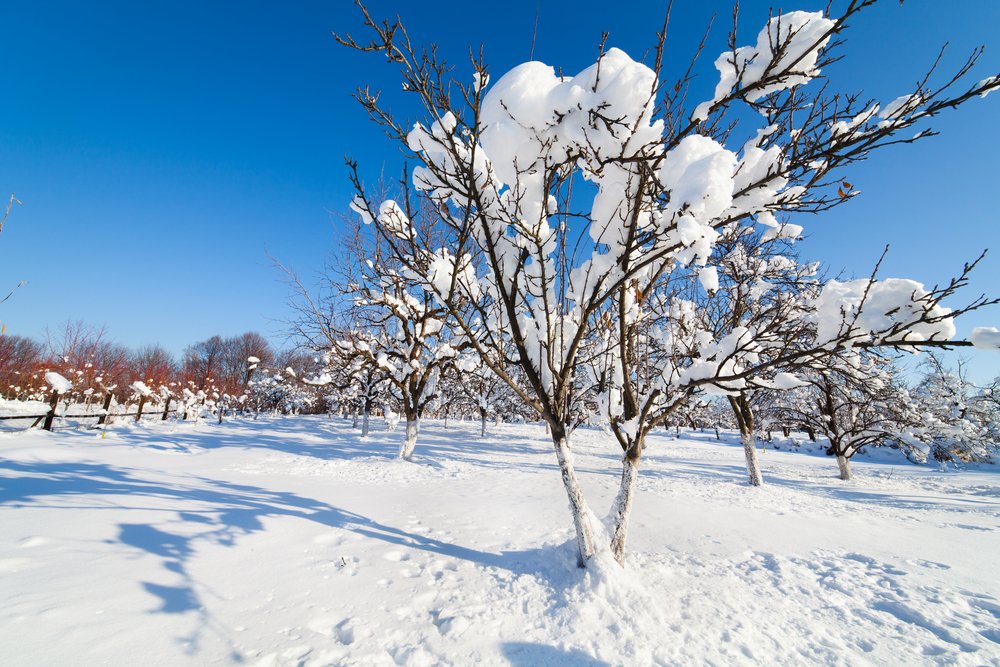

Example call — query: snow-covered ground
[1,416,998,666]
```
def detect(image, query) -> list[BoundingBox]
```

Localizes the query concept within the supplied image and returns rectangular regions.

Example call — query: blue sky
[1,0,998,378]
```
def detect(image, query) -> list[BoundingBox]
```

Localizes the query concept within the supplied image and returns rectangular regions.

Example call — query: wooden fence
[0,390,222,432]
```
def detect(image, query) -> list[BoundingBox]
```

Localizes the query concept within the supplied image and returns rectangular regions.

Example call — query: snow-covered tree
[338,1,1000,566]
[454,351,509,437]
[662,223,822,485]
[284,196,459,459]
[778,353,924,479]
[911,355,997,465]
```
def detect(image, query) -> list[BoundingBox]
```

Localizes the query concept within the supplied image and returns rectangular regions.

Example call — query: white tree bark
[361,410,370,437]
[742,429,764,487]
[399,419,419,460]
[480,413,487,438]
[610,454,640,566]
[837,453,853,480]
[553,434,596,567]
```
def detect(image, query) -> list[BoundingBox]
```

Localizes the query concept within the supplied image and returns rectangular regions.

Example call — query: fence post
[97,391,115,426]
[42,390,60,431]
[218,403,224,424]
[162,397,171,421]
[135,395,147,423]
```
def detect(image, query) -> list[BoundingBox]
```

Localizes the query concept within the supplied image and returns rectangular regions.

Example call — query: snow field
[1,416,998,666]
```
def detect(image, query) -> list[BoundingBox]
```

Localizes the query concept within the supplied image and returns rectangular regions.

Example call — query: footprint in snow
[306,615,355,644]
[18,536,50,548]
[906,558,951,570]
[383,550,410,562]
[312,532,343,546]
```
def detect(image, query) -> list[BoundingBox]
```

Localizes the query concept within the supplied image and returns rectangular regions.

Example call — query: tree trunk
[399,419,418,460]
[729,393,763,487]
[610,450,640,566]
[837,454,853,481]
[551,429,596,568]
[352,409,359,428]
[742,428,764,487]
[480,409,487,438]
[361,409,370,437]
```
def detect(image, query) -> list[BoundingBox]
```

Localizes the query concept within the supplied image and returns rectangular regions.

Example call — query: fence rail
[0,390,237,432]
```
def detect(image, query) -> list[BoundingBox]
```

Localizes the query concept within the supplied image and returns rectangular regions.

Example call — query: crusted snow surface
[2,417,999,666]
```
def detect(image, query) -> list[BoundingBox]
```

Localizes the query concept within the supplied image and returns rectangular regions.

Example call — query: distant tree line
[0,321,313,407]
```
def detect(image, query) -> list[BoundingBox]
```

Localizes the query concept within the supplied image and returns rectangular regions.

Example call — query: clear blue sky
[1,0,998,377]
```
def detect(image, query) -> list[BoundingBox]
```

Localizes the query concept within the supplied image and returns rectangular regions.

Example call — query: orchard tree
[285,193,460,459]
[303,343,389,435]
[779,353,924,479]
[454,350,509,437]
[910,354,997,465]
[338,1,1000,566]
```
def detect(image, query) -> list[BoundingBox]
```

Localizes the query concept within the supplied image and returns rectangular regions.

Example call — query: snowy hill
[2,417,998,665]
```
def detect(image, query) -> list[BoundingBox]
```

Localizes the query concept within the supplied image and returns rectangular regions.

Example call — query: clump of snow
[814,278,956,345]
[376,200,411,240]
[698,266,719,293]
[879,93,921,122]
[761,372,809,390]
[977,75,1000,98]
[970,326,1000,350]
[760,222,803,243]
[349,196,373,225]
[130,381,153,398]
[692,11,836,121]
[472,70,489,93]
[44,372,73,394]
[830,103,880,140]
[477,47,662,238]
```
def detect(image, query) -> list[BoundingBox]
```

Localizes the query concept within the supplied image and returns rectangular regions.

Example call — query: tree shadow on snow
[501,642,612,666]
[110,416,632,485]
[0,457,579,655]
[116,416,570,473]
[763,474,1000,514]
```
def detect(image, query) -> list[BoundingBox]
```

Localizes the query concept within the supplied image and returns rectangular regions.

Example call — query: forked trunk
[742,429,763,487]
[399,419,418,460]
[610,452,640,566]
[837,454,853,481]
[552,431,596,567]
